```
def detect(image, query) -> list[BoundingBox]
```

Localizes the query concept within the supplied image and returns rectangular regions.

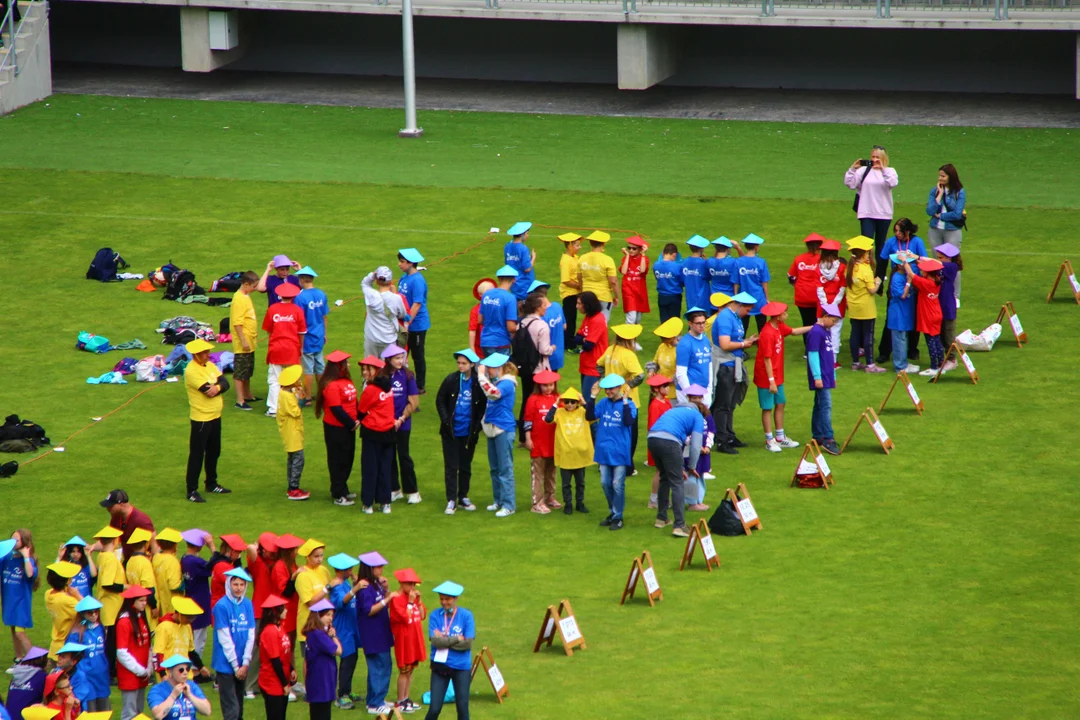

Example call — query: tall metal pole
[398,0,423,138]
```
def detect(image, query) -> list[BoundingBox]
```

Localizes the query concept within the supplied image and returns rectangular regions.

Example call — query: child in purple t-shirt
[806,305,842,456]
[302,599,341,719]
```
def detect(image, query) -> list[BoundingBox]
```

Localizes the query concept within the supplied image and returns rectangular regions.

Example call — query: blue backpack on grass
[86,247,129,282]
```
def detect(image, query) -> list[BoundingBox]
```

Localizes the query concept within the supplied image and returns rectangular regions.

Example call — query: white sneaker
[406,492,422,504]
[334,497,355,507]
[486,503,501,512]
[382,504,392,514]
[941,360,958,372]
[459,498,476,511]
[777,436,800,449]
[444,501,456,515]
[264,410,276,418]
[495,508,515,518]
[765,439,782,453]
[362,505,374,514]
[390,490,404,502]
[244,692,256,700]
[904,364,921,373]
[346,492,357,500]
[287,692,297,703]
[702,471,715,480]
[918,367,938,377]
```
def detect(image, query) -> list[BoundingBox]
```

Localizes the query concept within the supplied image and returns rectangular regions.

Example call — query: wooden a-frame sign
[841,406,895,455]
[879,370,924,416]
[995,302,1028,347]
[470,646,509,703]
[533,599,586,656]
[932,342,979,384]
[727,483,762,534]
[1046,259,1080,304]
[620,550,663,606]
[376,708,404,720]
[791,439,834,489]
[679,519,721,572]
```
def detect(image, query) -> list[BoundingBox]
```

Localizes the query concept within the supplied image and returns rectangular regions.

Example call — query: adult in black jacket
[435,350,488,515]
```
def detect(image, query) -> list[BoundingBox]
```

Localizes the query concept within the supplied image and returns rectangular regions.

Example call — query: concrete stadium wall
[49,3,1077,94]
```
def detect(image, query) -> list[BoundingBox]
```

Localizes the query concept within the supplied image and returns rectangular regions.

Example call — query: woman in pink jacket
[845,145,899,292]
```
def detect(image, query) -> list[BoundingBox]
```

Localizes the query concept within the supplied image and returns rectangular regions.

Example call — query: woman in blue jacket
[647,404,706,539]
[476,353,518,518]
[423,581,474,720]
[925,164,966,299]
[586,374,638,532]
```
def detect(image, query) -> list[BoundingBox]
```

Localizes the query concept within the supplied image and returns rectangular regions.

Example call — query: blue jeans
[598,464,626,519]
[480,346,510,359]
[891,329,909,372]
[860,217,892,285]
[486,430,515,511]
[811,388,833,442]
[423,668,470,720]
[580,374,599,402]
[364,650,392,709]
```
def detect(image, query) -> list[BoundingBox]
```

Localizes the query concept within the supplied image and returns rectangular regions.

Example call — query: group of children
[1,528,473,720]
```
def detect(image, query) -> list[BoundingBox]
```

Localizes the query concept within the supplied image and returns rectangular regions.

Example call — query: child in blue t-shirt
[479,273,519,354]
[681,237,711,312]
[652,243,684,323]
[708,236,741,304]
[477,354,518,517]
[585,375,638,531]
[296,268,330,400]
[734,234,771,332]
[504,225,536,301]
[886,254,918,374]
[67,598,110,712]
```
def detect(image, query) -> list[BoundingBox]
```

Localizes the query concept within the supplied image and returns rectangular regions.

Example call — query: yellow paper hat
[93,525,123,540]
[156,528,183,544]
[278,365,304,387]
[22,707,61,720]
[846,235,874,251]
[709,292,733,308]
[653,317,684,339]
[558,232,582,243]
[81,712,113,720]
[298,538,326,557]
[46,561,82,579]
[611,324,643,341]
[170,596,204,616]
[127,528,152,545]
[560,387,583,402]
[585,230,610,244]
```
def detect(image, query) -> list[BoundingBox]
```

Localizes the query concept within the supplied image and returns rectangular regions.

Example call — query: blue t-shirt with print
[504,242,534,300]
[453,375,473,438]
[484,378,517,432]
[428,607,475,671]
[398,271,430,332]
[147,679,207,720]
[590,397,637,467]
[736,255,771,314]
[675,333,712,388]
[886,272,916,331]
[296,287,329,354]
[479,288,517,348]
[711,308,745,365]
[1,554,36,628]
[708,255,739,297]
[653,259,684,297]
[544,302,566,371]
[681,257,710,311]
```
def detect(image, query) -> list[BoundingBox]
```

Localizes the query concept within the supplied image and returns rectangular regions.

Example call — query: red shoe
[287,489,311,501]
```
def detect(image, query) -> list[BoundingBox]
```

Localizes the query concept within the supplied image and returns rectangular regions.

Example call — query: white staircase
[0,1,51,115]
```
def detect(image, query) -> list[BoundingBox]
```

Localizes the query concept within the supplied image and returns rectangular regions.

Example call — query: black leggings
[390,430,418,495]
[186,418,221,495]
[441,434,475,502]
[517,372,536,442]
[263,694,287,720]
[407,330,427,391]
[797,305,817,349]
[849,318,876,364]
[562,295,578,348]
[740,314,767,335]
[338,652,359,699]
[105,624,117,679]
[309,701,331,720]
[561,468,586,505]
[323,422,356,500]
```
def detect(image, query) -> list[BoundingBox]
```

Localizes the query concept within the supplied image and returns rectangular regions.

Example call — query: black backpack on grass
[86,248,129,282]
[163,269,200,301]
[708,498,746,537]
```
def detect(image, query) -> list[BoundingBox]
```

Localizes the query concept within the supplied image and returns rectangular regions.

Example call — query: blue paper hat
[75,597,103,613]
[527,279,550,292]
[507,221,532,237]
[889,253,902,266]
[683,306,707,318]
[495,265,519,278]
[731,292,757,305]
[161,654,191,669]
[398,248,425,264]
[480,352,510,368]
[712,236,733,248]
[598,374,625,390]
[64,536,88,547]
[327,553,360,571]
[453,349,480,363]
[295,266,318,277]
[224,567,253,582]
[56,642,90,655]
[686,234,710,249]
[432,581,464,597]
[742,233,765,245]
[0,539,15,561]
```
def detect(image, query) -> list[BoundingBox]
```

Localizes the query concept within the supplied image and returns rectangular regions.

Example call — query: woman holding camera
[926,163,966,301]
[845,146,898,290]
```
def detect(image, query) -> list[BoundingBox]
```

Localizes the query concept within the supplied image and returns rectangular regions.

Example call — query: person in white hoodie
[211,568,255,720]
[361,267,409,359]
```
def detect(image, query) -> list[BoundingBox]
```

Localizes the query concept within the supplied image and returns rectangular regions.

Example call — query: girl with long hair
[257,596,294,720]
[927,163,967,299]
[379,344,422,505]
[115,587,153,720]
[573,291,608,401]
[2,528,39,660]
[316,350,359,506]
[67,597,110,712]
[58,537,96,600]
[844,243,884,373]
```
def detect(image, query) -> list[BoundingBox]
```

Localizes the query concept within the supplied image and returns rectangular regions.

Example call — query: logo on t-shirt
[482,295,503,307]
[272,314,298,323]
[797,262,818,272]
[682,267,701,277]
[739,266,760,277]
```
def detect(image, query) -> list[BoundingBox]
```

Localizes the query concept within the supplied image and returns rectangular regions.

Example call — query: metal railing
[0,0,19,76]
[488,0,1063,14]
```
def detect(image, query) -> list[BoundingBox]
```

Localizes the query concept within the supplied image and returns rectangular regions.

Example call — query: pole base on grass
[398,127,424,138]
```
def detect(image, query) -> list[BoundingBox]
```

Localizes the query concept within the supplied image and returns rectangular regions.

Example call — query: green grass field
[1,95,1079,719]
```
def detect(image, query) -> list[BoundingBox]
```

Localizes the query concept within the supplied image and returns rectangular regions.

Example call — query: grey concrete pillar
[180,8,246,73]
[1076,33,1079,100]
[617,24,679,91]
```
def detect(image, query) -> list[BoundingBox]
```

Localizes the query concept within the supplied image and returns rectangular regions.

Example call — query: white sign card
[558,616,582,643]
[961,352,975,373]
[488,664,505,692]
[1009,314,1024,336]
[797,458,819,475]
[700,534,717,559]
[628,567,638,588]
[906,382,921,405]
[642,567,659,595]
[871,420,889,443]
[815,453,832,477]
[543,618,554,639]
[737,498,758,523]
[1070,273,1080,293]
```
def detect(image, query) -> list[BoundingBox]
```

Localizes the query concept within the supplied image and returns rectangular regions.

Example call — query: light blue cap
[889,253,902,266]
[684,384,708,396]
[507,221,532,236]
[161,654,191,669]
[742,233,765,245]
[453,348,480,363]
[712,236,733,248]
[432,581,464,597]
[731,292,757,305]
[75,597,103,613]
[684,306,707,318]
[295,266,318,277]
[527,279,550,292]
[327,553,360,571]
[480,352,511,368]
[598,374,625,389]
[64,536,88,547]
[0,539,15,561]
[686,234,710,249]
[398,248,425,264]
[224,567,252,582]
[495,265,519,278]
[57,642,90,655]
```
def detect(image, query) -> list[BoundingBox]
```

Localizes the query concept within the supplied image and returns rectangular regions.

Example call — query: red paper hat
[394,568,422,584]
[44,672,62,699]
[473,277,496,301]
[122,585,151,599]
[646,374,672,387]
[358,356,386,368]
[326,350,351,363]
[918,259,944,273]
[532,370,561,384]
[261,594,288,609]
[258,532,278,553]
[274,283,300,299]
[819,239,842,251]
[626,235,647,248]
[274,533,304,550]
[803,232,827,244]
[761,301,788,317]
[219,534,246,552]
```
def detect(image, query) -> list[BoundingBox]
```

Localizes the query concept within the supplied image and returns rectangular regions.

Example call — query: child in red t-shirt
[261,283,307,418]
[388,568,426,714]
[644,374,673,510]
[619,237,651,343]
[903,258,945,375]
[574,293,609,399]
[358,357,396,513]
[815,241,847,369]
[755,302,813,453]
[524,371,561,513]
[257,595,295,707]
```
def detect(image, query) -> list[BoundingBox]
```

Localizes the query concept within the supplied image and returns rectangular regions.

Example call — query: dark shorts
[233,352,255,381]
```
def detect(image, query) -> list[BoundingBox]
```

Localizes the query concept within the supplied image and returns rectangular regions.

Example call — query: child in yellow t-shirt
[649,317,683,401]
[230,270,260,409]
[151,529,184,617]
[543,387,595,514]
[91,526,125,631]
[844,240,884,373]
[276,364,310,501]
[124,529,157,630]
[44,561,83,659]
